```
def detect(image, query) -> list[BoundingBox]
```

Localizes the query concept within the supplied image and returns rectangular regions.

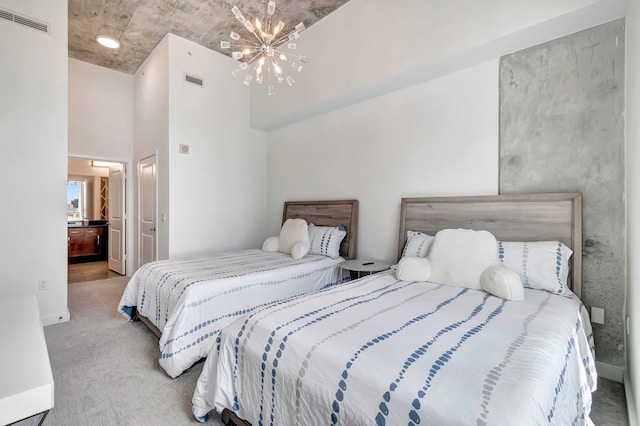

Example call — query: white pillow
[427,228,500,290]
[278,218,310,255]
[401,231,434,258]
[498,241,572,295]
[308,223,347,259]
[396,257,431,282]
[480,265,524,301]
[262,236,279,252]
[290,241,311,260]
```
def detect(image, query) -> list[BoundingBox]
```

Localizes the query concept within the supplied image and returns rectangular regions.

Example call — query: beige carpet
[11,276,224,426]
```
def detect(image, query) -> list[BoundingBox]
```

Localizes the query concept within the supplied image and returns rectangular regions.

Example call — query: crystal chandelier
[220,1,308,95]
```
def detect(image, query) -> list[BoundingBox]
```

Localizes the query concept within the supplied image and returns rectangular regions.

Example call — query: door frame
[67,155,130,276]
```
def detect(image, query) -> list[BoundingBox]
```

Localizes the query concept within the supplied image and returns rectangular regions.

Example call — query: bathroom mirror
[67,179,85,221]
[67,158,111,223]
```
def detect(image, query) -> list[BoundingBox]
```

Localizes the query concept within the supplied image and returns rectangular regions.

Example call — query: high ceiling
[68,0,350,74]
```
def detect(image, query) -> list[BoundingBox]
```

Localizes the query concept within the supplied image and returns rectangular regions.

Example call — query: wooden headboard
[283,200,359,260]
[397,193,583,296]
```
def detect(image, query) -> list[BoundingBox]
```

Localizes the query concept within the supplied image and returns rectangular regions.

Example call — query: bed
[192,193,597,425]
[118,199,358,378]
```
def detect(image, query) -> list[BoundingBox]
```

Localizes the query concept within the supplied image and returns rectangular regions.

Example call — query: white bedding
[192,270,596,425]
[118,249,345,378]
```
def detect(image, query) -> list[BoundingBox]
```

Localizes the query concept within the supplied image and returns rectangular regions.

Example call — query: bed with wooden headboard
[192,192,596,426]
[118,199,358,378]
[397,192,582,295]
[283,199,358,260]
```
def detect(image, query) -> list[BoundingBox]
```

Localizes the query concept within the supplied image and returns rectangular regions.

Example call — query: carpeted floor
[590,376,629,426]
[12,276,223,426]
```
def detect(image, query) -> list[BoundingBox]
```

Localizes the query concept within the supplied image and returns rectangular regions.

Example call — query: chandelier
[220,1,308,95]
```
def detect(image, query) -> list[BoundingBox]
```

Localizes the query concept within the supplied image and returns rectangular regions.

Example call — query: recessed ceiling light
[96,35,120,49]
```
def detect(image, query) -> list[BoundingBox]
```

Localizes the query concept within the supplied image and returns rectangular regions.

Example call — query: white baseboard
[42,309,70,326]
[597,361,625,382]
[624,371,638,426]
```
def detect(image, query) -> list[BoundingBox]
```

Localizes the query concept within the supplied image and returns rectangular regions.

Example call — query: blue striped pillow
[308,224,346,259]
[498,241,573,295]
[402,231,435,258]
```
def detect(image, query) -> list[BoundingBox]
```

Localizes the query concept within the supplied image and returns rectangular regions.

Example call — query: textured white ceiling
[68,0,350,74]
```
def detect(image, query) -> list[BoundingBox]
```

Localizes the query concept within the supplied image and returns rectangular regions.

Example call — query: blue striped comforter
[118,249,345,378]
[192,270,596,425]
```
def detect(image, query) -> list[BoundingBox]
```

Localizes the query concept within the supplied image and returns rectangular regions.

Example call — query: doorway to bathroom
[67,157,127,283]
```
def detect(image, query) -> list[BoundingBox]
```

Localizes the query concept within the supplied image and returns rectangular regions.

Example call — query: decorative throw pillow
[290,241,311,260]
[427,228,500,290]
[308,223,347,259]
[480,265,524,301]
[262,236,279,252]
[262,218,310,258]
[396,257,431,282]
[279,218,310,254]
[401,231,434,258]
[498,241,572,295]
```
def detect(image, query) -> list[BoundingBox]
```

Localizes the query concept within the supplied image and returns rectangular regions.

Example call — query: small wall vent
[0,7,50,34]
[185,74,204,87]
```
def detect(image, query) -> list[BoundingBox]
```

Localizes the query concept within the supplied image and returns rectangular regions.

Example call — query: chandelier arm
[230,39,261,48]
[265,14,272,37]
[272,47,295,57]
[230,44,260,52]
[272,28,302,46]
[266,55,274,86]
[250,60,262,82]
[248,30,265,45]
[271,39,289,49]
[270,56,287,81]
[272,49,307,63]
[271,35,290,46]
[245,53,264,65]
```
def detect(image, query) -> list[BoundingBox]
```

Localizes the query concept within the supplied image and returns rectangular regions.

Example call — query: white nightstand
[340,259,391,280]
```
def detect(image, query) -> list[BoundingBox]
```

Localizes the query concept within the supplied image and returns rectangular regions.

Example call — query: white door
[108,163,126,275]
[138,154,157,266]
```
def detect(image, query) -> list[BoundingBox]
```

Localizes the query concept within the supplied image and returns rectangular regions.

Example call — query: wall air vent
[0,7,49,34]
[185,74,204,87]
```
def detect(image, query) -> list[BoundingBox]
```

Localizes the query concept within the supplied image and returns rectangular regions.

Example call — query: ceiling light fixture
[220,1,308,96]
[96,35,121,49]
[92,160,119,168]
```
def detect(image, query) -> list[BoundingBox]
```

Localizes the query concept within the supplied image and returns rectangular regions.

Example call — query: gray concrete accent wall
[499,19,625,367]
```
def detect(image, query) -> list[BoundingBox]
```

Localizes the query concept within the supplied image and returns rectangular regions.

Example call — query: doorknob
[150,226,156,232]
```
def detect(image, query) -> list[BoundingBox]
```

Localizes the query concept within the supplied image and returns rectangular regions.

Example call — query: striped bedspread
[192,270,596,425]
[118,249,345,378]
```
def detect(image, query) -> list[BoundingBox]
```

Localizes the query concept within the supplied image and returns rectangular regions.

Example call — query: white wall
[264,0,626,257]
[0,0,69,324]
[166,35,268,256]
[69,59,134,160]
[251,0,627,130]
[626,0,640,422]
[68,59,135,274]
[134,34,268,262]
[267,61,499,261]
[134,36,171,261]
